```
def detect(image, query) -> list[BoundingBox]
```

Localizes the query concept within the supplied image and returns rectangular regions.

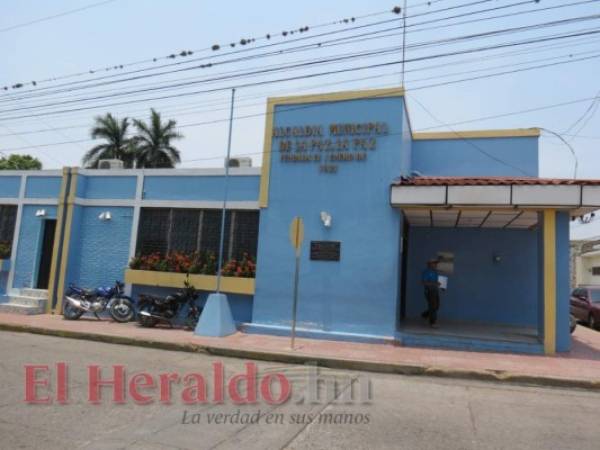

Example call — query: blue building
[1,87,598,355]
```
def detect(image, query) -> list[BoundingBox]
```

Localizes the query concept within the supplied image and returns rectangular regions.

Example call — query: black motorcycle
[137,281,201,329]
[63,281,135,322]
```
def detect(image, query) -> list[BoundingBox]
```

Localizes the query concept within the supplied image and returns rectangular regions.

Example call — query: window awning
[390,176,600,229]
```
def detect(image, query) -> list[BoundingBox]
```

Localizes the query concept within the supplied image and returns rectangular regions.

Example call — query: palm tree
[83,113,133,168]
[132,109,182,168]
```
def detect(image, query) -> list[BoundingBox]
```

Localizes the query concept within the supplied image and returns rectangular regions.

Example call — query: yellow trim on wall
[543,209,557,355]
[46,167,70,314]
[267,87,405,106]
[52,168,79,314]
[412,128,541,140]
[258,87,405,208]
[124,269,255,295]
[258,100,276,208]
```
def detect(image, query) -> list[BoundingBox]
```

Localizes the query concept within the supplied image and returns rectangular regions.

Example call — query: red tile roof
[393,176,600,186]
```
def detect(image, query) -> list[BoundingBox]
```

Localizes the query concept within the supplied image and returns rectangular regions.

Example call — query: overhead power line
[3,5,599,110]
[2,53,599,153]
[3,11,600,114]
[0,0,119,33]
[5,24,600,129]
[0,0,539,93]
[1,23,598,120]
[4,34,598,135]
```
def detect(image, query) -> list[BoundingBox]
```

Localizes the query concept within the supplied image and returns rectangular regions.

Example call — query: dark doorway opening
[398,220,410,327]
[36,219,56,290]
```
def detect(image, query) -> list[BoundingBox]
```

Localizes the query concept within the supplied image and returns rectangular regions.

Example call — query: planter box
[0,259,10,273]
[124,269,255,295]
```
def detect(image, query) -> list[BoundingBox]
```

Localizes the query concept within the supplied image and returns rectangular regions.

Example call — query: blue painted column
[555,211,571,352]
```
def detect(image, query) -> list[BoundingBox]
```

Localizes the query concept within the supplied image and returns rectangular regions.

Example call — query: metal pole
[401,0,408,87]
[216,88,236,292]
[291,249,300,349]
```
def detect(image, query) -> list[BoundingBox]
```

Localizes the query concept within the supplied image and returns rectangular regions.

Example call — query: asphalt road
[0,330,599,450]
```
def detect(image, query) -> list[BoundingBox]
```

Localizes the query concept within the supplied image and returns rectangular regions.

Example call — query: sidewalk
[1,312,599,389]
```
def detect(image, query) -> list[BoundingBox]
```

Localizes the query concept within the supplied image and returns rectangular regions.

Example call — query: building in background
[571,237,600,287]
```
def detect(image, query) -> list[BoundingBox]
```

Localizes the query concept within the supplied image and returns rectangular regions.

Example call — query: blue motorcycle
[63,281,135,322]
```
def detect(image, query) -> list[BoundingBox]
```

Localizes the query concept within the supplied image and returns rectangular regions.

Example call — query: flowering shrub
[0,241,11,259]
[221,253,256,278]
[129,251,255,278]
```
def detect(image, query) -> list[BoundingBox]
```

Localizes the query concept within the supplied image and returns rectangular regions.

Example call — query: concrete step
[19,288,48,299]
[0,302,46,315]
[6,296,47,309]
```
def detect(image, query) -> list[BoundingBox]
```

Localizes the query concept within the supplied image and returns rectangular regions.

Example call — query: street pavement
[1,330,599,450]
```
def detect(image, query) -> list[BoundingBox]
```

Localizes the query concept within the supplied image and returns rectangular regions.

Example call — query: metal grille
[0,205,17,243]
[136,207,259,260]
[231,210,260,259]
[170,209,200,253]
[136,208,169,255]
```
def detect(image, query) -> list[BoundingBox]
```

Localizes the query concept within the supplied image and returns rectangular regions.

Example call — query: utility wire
[4,15,600,115]
[5,38,598,136]
[5,26,599,128]
[0,0,564,100]
[1,1,449,90]
[0,0,119,33]
[2,55,599,153]
[1,24,598,120]
[539,128,579,178]
[0,0,543,94]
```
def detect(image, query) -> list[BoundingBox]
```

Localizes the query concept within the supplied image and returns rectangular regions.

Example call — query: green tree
[132,109,182,168]
[83,113,134,168]
[0,154,42,170]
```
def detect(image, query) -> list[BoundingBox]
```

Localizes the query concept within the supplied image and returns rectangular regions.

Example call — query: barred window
[0,205,17,243]
[136,207,259,261]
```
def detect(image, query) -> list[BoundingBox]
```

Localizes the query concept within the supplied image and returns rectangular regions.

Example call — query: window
[590,290,600,304]
[136,207,259,261]
[0,205,17,258]
[593,267,600,276]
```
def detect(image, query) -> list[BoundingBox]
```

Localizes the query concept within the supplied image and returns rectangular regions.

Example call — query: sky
[1,0,600,235]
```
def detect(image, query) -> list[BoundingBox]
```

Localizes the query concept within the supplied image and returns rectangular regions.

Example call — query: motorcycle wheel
[185,308,201,330]
[63,296,84,320]
[137,305,157,328]
[110,297,135,323]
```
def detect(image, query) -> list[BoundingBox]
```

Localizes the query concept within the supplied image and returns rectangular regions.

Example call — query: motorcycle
[137,281,201,329]
[63,281,135,323]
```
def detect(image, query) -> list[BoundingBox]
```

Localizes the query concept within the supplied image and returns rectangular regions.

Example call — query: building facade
[571,237,600,287]
[1,87,598,355]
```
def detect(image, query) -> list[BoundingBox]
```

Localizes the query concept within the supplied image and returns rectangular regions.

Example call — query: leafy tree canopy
[0,154,42,170]
[132,109,182,168]
[83,113,134,168]
[83,110,183,169]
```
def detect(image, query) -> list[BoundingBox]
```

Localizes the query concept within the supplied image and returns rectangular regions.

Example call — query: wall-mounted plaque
[310,241,341,261]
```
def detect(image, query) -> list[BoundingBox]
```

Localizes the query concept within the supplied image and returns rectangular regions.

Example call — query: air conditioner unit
[98,159,124,170]
[226,157,252,168]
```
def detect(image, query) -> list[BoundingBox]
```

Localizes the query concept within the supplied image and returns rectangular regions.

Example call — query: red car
[570,286,600,330]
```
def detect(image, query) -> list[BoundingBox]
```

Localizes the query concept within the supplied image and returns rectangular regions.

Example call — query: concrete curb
[1,322,598,391]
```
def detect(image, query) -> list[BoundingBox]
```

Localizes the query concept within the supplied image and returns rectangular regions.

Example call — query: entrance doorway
[36,219,56,289]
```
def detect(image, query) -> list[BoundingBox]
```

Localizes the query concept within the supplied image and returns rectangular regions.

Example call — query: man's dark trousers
[421,287,440,325]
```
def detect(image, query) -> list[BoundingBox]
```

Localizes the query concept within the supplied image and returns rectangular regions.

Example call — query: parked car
[570,286,600,330]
